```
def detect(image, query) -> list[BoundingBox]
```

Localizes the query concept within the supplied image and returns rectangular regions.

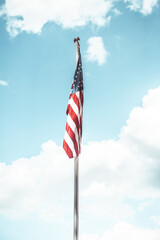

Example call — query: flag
[63,42,83,158]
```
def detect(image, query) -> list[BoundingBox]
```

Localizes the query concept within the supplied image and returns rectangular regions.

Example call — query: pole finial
[74,37,80,43]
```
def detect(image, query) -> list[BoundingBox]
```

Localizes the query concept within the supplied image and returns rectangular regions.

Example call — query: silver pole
[74,156,79,240]
[74,37,80,240]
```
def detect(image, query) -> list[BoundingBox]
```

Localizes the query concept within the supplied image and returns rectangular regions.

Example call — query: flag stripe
[63,140,73,158]
[72,93,80,113]
[69,96,80,121]
[67,104,79,135]
[66,123,79,156]
[64,130,76,157]
[67,114,79,147]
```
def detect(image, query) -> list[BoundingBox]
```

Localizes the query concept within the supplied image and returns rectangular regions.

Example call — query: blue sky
[1,0,160,239]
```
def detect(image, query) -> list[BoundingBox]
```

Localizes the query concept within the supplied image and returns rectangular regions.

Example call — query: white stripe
[69,96,81,133]
[64,130,76,157]
[67,114,79,147]
[69,96,79,116]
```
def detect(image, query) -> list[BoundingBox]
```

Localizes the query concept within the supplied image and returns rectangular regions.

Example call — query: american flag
[63,42,83,159]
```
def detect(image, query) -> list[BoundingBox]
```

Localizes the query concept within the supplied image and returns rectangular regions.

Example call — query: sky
[0,0,160,239]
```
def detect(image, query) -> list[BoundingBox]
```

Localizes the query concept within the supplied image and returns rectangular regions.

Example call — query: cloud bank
[0,0,158,36]
[0,86,160,226]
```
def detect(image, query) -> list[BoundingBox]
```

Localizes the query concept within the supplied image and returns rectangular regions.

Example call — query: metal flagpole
[74,37,80,240]
[74,156,79,240]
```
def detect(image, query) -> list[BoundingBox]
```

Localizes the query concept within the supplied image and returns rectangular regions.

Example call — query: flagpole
[74,156,79,240]
[73,37,80,240]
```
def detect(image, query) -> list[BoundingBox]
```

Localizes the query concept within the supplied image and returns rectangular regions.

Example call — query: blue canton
[71,54,83,94]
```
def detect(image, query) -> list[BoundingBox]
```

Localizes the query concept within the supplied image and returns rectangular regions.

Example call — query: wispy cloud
[85,37,109,65]
[125,0,159,15]
[113,8,122,16]
[0,80,8,86]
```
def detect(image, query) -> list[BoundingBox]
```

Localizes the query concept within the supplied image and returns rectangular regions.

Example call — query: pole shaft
[74,156,79,240]
[74,38,80,240]
[75,40,80,65]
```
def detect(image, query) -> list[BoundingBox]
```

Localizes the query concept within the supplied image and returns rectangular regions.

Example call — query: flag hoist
[63,37,83,240]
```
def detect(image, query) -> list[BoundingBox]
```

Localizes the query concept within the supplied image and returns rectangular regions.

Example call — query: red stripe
[67,104,80,134]
[79,142,81,154]
[66,123,79,156]
[80,116,82,138]
[63,140,73,158]
[80,91,84,107]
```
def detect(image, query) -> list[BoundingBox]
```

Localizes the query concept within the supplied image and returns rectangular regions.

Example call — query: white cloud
[0,80,8,86]
[102,222,160,240]
[121,87,160,153]
[142,0,159,15]
[0,0,158,36]
[0,0,112,37]
[1,87,160,223]
[80,234,99,240]
[80,86,160,219]
[0,141,72,220]
[125,0,159,15]
[80,222,160,240]
[85,37,109,65]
